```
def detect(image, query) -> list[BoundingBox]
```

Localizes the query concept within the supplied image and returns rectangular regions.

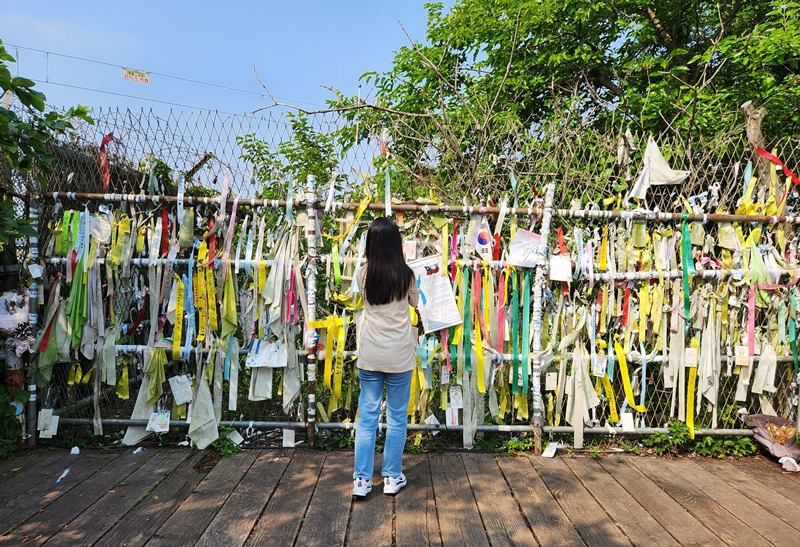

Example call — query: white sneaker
[383,473,407,495]
[352,478,372,497]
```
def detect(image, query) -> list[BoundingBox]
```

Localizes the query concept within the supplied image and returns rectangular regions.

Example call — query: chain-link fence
[20,105,800,447]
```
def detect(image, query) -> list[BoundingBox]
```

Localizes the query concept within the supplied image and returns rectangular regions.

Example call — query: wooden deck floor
[0,446,798,546]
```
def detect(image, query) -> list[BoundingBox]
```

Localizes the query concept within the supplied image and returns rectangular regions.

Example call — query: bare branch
[396,19,481,128]
[485,10,522,125]
[251,65,432,118]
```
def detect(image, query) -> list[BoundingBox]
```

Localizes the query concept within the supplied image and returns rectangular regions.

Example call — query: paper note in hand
[408,255,463,333]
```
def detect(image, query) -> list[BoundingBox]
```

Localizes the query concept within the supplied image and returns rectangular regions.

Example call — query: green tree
[372,0,799,136]
[0,38,92,251]
[238,112,339,199]
[0,39,92,188]
[331,1,799,199]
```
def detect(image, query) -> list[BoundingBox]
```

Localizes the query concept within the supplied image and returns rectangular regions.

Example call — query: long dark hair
[364,217,413,305]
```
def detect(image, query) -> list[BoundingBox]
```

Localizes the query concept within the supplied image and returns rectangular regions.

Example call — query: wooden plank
[0,450,121,535]
[628,457,769,547]
[195,450,292,547]
[244,450,326,547]
[531,456,632,547]
[706,455,800,506]
[660,458,798,545]
[497,456,585,546]
[144,449,259,547]
[294,451,352,547]
[0,449,56,485]
[0,450,76,506]
[428,452,489,547]
[696,458,800,533]
[0,448,158,545]
[395,454,442,547]
[93,449,208,547]
[461,453,537,547]
[562,457,678,547]
[347,454,393,547]
[597,455,724,547]
[43,449,190,547]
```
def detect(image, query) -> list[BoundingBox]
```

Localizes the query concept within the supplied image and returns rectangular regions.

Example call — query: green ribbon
[521,269,531,395]
[332,243,341,286]
[511,270,520,395]
[66,256,88,348]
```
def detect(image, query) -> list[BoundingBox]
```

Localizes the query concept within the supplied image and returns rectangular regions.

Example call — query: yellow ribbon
[116,358,130,399]
[172,275,184,360]
[325,193,371,241]
[309,314,353,399]
[206,261,218,333]
[613,335,646,413]
[68,362,82,385]
[686,337,699,439]
[601,374,619,423]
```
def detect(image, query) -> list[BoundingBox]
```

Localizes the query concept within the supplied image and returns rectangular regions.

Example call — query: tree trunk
[741,101,770,196]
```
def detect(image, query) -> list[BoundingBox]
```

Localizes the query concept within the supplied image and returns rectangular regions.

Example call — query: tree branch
[251,65,431,118]
[643,6,688,67]
[485,10,522,127]
[396,19,481,129]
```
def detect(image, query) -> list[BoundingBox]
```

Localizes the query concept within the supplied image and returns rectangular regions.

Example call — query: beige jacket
[355,265,420,373]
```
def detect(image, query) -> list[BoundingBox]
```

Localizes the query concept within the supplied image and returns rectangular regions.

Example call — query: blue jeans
[353,368,413,480]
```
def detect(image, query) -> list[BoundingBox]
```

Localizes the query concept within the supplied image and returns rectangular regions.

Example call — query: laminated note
[146,411,170,433]
[734,346,749,368]
[620,412,635,432]
[592,356,607,378]
[548,254,572,282]
[542,442,559,458]
[403,239,417,261]
[718,223,739,250]
[168,375,193,405]
[37,409,54,431]
[507,229,540,268]
[685,347,698,368]
[449,386,463,409]
[446,408,459,426]
[39,416,60,439]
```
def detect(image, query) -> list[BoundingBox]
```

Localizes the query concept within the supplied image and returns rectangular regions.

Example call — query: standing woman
[352,217,419,497]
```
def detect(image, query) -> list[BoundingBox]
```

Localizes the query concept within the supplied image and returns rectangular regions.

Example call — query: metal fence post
[531,183,555,454]
[26,197,40,446]
[305,174,318,445]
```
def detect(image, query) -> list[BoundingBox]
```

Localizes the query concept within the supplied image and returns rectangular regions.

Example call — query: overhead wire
[8,43,326,109]
[29,78,256,117]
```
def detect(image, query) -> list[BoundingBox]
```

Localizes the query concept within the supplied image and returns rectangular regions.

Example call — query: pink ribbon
[220,195,240,285]
[497,270,506,350]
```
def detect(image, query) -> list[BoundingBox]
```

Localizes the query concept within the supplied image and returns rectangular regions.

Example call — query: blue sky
[1,1,447,116]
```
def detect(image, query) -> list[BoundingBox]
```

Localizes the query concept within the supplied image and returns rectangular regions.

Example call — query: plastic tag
[146,411,170,433]
[592,356,608,378]
[734,345,749,368]
[685,347,698,368]
[548,254,573,282]
[448,386,463,409]
[169,375,194,405]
